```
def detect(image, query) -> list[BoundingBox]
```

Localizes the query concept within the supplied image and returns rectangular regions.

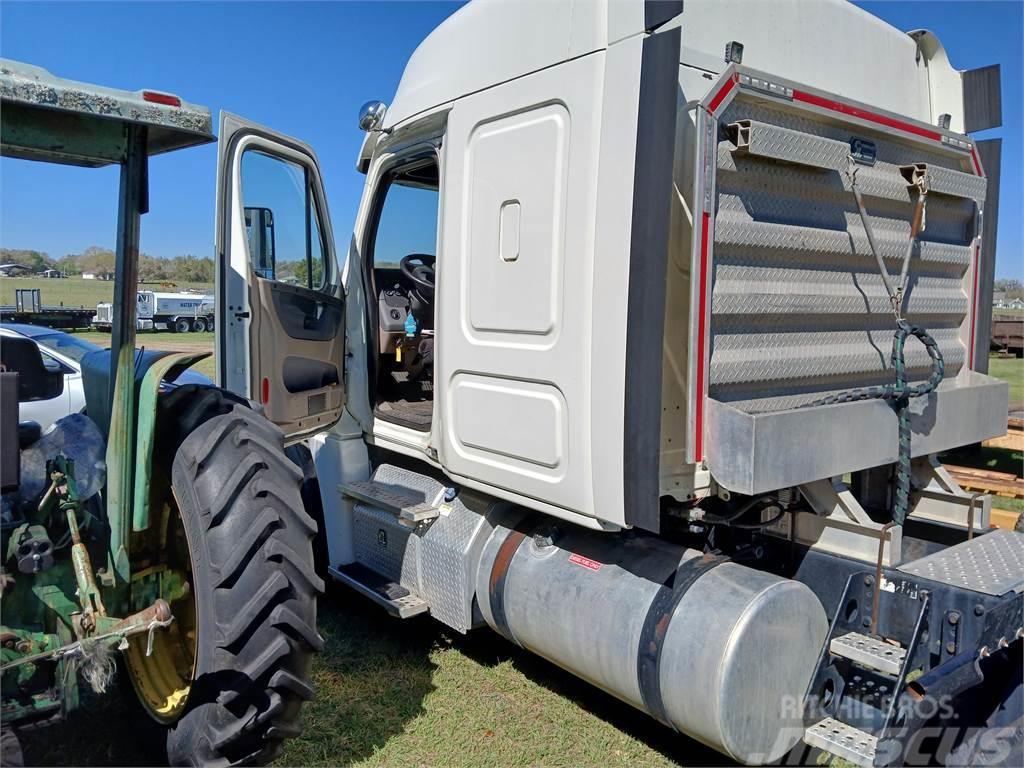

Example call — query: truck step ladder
[804,628,910,766]
[340,479,441,526]
[328,562,429,619]
[828,631,907,676]
[804,717,878,768]
[801,570,929,767]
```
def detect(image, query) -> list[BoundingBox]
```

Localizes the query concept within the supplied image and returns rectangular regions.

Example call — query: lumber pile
[984,417,1024,452]
[944,464,1024,500]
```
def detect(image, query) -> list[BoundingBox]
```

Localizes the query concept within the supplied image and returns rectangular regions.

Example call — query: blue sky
[0,0,1021,279]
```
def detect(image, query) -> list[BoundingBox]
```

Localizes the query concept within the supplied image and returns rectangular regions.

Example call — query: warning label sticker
[568,553,602,571]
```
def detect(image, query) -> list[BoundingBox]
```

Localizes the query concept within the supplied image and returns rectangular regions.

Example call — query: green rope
[808,157,946,525]
[803,321,945,524]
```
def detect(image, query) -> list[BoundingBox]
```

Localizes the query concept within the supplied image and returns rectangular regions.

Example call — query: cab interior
[365,158,440,431]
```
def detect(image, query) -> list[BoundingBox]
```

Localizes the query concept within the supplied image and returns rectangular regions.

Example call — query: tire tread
[156,392,319,767]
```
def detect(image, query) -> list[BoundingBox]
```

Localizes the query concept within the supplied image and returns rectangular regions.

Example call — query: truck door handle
[234,311,250,319]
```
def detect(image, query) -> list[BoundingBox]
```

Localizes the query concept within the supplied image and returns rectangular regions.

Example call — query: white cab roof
[385,0,964,132]
[385,0,659,128]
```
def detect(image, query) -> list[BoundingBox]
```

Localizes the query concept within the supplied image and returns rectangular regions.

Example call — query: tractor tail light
[142,90,182,107]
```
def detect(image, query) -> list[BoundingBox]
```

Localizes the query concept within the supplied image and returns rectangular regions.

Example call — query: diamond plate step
[830,631,906,676]
[341,480,441,525]
[804,717,877,768]
[329,563,429,619]
[897,529,1024,596]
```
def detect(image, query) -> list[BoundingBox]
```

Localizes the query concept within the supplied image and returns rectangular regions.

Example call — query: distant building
[38,268,64,278]
[81,272,96,280]
[0,263,32,277]
[993,291,1006,307]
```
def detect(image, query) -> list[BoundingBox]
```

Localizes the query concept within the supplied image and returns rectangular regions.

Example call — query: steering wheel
[399,253,436,294]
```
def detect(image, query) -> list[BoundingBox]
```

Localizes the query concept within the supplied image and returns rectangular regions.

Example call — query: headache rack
[686,66,1007,495]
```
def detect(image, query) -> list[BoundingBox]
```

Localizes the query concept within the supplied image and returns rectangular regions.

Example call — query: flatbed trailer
[992,316,1024,356]
[0,305,95,329]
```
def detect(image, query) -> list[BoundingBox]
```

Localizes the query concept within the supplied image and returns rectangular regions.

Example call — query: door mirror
[41,355,64,375]
[244,207,276,280]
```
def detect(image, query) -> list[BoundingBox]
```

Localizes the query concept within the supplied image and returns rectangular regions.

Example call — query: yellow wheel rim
[125,488,198,723]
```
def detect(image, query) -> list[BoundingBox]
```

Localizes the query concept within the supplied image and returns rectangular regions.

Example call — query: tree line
[8,245,1015,298]
[994,278,1024,300]
[1,247,323,286]
[1,247,214,283]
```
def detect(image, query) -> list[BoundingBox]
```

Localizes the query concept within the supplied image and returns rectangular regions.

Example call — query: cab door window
[241,150,332,292]
[372,174,439,269]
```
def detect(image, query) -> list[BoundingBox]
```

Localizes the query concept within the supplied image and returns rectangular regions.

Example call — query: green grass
[1,277,212,309]
[992,307,1024,318]
[987,353,1024,410]
[20,586,722,767]
[991,496,1024,515]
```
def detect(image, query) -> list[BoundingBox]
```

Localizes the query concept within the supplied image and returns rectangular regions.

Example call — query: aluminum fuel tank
[476,520,827,764]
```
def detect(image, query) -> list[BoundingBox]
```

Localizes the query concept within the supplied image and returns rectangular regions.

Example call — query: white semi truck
[211,0,1019,765]
[211,1,1018,766]
[94,290,214,332]
[1,4,1016,765]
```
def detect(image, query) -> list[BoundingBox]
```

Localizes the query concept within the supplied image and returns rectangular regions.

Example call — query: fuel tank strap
[486,516,541,646]
[637,552,729,728]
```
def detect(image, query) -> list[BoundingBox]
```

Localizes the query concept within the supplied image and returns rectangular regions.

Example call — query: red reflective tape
[261,377,270,404]
[707,74,738,115]
[568,553,602,571]
[969,244,980,369]
[694,211,711,461]
[967,146,983,370]
[970,147,982,175]
[792,90,942,142]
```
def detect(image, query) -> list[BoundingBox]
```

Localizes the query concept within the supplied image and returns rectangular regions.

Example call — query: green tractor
[0,61,321,765]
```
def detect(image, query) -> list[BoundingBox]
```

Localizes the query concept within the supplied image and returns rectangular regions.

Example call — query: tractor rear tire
[0,728,23,768]
[137,387,323,766]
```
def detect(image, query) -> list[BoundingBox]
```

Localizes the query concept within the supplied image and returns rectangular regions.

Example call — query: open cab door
[215,113,344,440]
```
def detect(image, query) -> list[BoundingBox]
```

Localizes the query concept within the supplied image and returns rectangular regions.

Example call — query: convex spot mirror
[359,100,387,132]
